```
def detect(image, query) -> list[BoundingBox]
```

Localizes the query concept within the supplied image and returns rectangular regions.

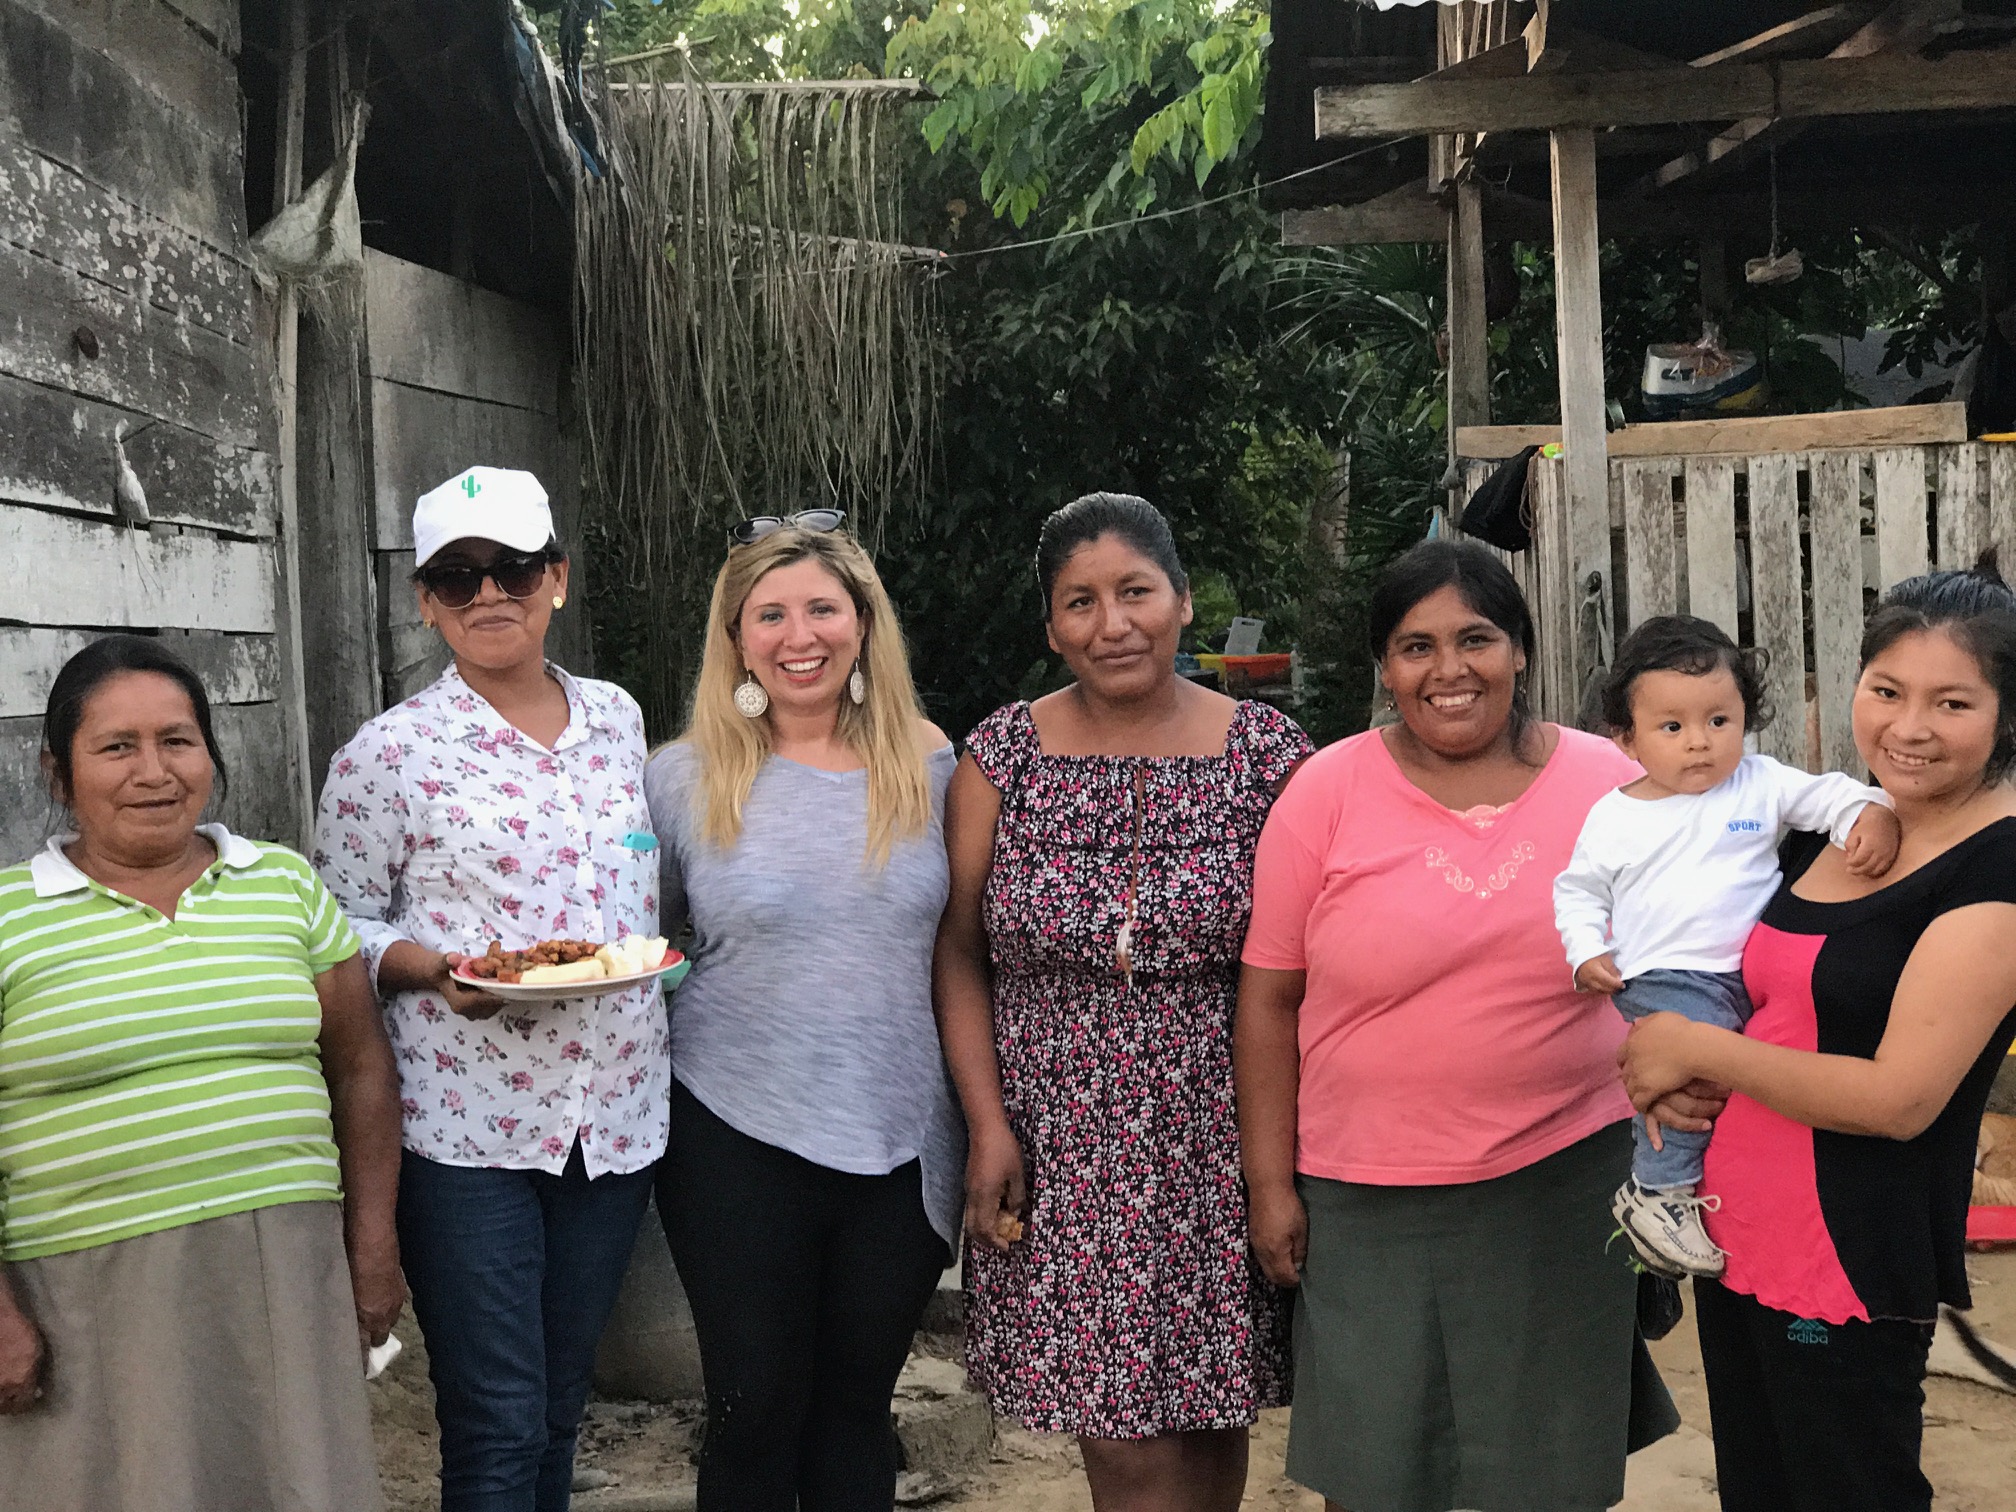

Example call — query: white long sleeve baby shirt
[1553,753,1889,978]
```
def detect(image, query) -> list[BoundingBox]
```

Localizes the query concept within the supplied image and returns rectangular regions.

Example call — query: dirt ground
[370,1251,2016,1511]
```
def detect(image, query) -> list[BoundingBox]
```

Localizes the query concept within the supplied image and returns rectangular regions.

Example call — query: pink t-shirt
[1242,726,1638,1185]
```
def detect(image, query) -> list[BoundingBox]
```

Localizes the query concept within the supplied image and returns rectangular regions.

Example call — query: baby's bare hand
[1844,804,1901,879]
[1574,953,1626,996]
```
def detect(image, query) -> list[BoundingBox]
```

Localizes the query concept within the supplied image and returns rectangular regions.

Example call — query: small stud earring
[552,596,565,609]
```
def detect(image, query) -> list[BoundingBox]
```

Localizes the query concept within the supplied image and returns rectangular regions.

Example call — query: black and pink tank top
[1703,820,2016,1324]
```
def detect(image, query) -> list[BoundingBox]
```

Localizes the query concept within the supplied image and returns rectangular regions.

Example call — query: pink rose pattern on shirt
[312,664,669,1177]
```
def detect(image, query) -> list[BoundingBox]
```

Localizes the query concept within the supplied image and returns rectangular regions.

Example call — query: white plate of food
[451,935,689,1003]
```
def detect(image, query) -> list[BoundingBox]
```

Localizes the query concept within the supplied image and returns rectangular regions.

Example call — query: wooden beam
[1425,37,1530,82]
[0,628,277,719]
[1834,0,1963,59]
[1776,47,2016,114]
[1454,402,1968,460]
[1527,23,1681,77]
[1447,178,1490,437]
[1550,128,1610,705]
[1281,182,1452,246]
[364,251,561,415]
[0,506,276,631]
[1689,5,1879,69]
[0,374,276,538]
[1284,171,2016,248]
[1314,45,2016,139]
[1643,1,1968,197]
[1318,62,1772,138]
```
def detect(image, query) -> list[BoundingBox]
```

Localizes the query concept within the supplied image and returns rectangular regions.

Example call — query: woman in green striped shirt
[0,636,405,1512]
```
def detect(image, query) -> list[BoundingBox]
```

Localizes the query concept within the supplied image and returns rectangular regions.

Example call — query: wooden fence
[1468,443,2016,774]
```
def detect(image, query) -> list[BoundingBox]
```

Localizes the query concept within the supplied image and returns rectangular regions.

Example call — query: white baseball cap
[412,467,554,567]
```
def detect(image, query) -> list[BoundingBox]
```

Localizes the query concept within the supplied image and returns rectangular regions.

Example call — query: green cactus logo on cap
[461,475,481,498]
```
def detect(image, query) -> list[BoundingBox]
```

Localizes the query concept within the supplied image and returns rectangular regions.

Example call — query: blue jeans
[398,1146,655,1512]
[1613,968,1753,1191]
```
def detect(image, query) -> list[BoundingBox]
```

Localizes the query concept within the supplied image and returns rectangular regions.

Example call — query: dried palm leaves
[575,63,939,735]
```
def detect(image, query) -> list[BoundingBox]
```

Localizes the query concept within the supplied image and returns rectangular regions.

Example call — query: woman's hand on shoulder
[0,1285,44,1414]
[1247,1182,1307,1288]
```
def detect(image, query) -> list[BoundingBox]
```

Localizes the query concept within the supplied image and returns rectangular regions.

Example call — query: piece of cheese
[518,959,607,987]
[596,934,672,977]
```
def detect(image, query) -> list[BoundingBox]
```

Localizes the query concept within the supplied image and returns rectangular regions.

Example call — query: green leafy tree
[565,0,1977,745]
[877,0,1377,736]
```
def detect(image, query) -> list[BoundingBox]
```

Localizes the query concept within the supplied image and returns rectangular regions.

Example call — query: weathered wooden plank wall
[0,0,301,864]
[1466,442,2016,776]
[361,249,588,705]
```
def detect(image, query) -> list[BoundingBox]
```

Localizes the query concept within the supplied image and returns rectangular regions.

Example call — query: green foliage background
[564,0,1983,747]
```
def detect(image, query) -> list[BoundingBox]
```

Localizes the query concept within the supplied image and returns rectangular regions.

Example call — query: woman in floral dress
[936,493,1310,1511]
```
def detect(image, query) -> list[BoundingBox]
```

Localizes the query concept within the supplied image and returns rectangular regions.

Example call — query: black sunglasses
[729,509,846,546]
[417,551,554,610]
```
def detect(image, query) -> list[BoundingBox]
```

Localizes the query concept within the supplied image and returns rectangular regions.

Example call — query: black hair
[1861,550,2016,783]
[42,635,228,805]
[1368,539,1537,748]
[1600,615,1771,735]
[1035,493,1189,615]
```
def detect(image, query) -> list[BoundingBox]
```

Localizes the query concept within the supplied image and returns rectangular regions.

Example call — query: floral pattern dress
[962,698,1312,1438]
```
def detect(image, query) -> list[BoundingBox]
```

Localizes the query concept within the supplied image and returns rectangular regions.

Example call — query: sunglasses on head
[417,551,554,610]
[728,509,846,546]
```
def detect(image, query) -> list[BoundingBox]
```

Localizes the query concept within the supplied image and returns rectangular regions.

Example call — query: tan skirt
[0,1200,384,1512]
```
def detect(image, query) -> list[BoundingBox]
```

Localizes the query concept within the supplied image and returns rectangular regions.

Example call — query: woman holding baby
[1621,561,2016,1512]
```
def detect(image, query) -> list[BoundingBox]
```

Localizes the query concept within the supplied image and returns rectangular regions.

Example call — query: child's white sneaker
[1612,1178,1726,1278]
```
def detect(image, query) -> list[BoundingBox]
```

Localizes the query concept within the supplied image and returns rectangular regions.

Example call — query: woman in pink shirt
[1235,541,1681,1511]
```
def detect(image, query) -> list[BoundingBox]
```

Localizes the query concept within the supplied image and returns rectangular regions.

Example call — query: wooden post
[295,15,385,785]
[1549,127,1610,707]
[271,0,315,845]
[1448,178,1491,434]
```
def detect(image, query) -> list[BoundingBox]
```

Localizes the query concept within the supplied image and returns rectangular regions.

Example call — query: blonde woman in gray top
[644,512,961,1512]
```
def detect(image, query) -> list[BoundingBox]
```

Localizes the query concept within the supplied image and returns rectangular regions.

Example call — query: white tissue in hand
[366,1333,403,1380]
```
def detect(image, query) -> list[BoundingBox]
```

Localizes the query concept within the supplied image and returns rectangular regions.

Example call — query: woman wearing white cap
[312,467,667,1512]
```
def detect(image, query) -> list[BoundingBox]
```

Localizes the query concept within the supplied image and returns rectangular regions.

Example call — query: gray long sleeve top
[643,741,964,1244]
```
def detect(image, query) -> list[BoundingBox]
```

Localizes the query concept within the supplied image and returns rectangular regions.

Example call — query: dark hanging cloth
[1966,317,2016,438]
[1459,446,1538,553]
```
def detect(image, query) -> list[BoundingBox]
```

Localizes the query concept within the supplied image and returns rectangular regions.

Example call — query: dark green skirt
[1286,1121,1677,1512]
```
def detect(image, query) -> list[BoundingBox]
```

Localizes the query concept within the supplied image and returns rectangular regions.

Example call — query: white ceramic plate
[451,954,689,1004]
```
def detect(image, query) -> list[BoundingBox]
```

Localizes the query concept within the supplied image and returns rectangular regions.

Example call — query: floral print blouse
[312,663,669,1176]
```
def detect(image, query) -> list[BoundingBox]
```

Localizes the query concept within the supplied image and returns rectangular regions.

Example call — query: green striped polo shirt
[0,826,358,1262]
